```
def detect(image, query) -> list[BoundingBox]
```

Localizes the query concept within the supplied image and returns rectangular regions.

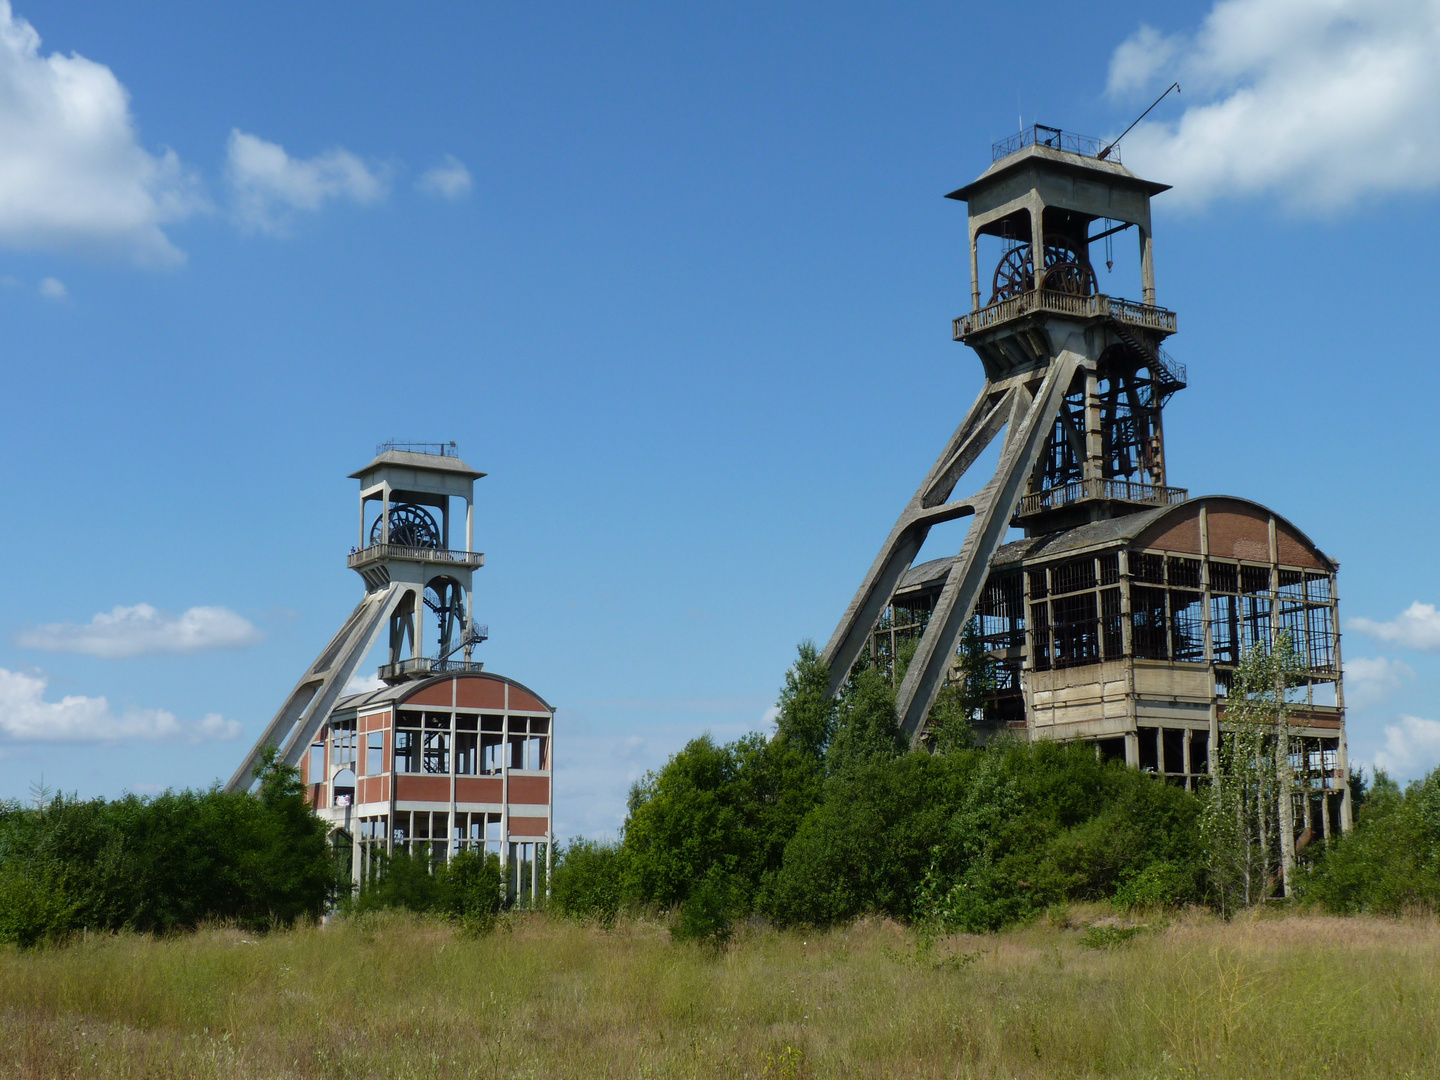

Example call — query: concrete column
[969,223,981,311]
[1139,227,1155,305]
[465,497,474,553]
[1084,366,1102,482]
[1031,203,1046,292]
[381,484,391,544]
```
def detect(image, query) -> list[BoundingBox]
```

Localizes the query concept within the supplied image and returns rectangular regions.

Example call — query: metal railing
[1016,478,1188,518]
[378,657,486,680]
[992,125,1111,163]
[347,543,484,568]
[377,440,459,457]
[953,291,1177,339]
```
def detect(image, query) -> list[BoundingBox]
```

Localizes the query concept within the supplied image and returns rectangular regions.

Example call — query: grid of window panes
[1030,553,1122,671]
[393,710,550,775]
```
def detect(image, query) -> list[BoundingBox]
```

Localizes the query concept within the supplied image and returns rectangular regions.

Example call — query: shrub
[551,838,624,924]
[0,749,333,947]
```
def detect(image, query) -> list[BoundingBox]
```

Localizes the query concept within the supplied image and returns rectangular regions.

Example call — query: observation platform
[378,657,487,684]
[348,543,485,570]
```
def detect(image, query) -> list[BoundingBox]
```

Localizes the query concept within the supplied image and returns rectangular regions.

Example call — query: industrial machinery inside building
[227,442,553,902]
[824,125,1351,837]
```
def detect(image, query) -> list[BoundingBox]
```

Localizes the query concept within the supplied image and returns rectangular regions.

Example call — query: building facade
[825,126,1351,835]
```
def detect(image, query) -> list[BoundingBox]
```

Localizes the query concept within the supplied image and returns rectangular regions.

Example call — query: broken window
[1132,552,1165,584]
[1030,602,1051,671]
[365,731,383,776]
[1028,568,1048,600]
[1131,586,1168,659]
[1052,592,1099,668]
[455,715,478,775]
[1101,587,1123,658]
[1191,731,1210,774]
[422,720,450,774]
[1099,553,1119,586]
[481,715,504,774]
[332,768,356,807]
[1170,590,1203,661]
[1162,728,1185,774]
[1211,594,1240,665]
[1053,557,1096,595]
[1241,564,1271,595]
[1137,726,1159,772]
[394,728,419,774]
[1208,560,1238,594]
[1167,557,1201,590]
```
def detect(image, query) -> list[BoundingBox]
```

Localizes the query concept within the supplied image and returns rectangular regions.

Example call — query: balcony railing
[953,291,1177,340]
[379,657,486,681]
[348,543,484,569]
[1016,478,1188,518]
[992,125,1110,163]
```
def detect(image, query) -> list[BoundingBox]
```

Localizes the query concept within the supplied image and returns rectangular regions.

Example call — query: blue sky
[3,0,1440,837]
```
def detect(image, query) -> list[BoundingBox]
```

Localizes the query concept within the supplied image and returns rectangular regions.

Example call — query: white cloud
[1348,602,1440,652]
[1107,25,1181,97]
[761,704,781,729]
[37,275,65,299]
[16,603,263,659]
[342,671,385,696]
[226,129,388,235]
[1374,714,1440,778]
[1108,0,1440,209]
[416,155,472,200]
[0,667,239,743]
[1343,656,1414,709]
[0,2,204,264]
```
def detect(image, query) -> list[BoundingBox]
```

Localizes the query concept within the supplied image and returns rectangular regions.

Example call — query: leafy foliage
[550,838,625,924]
[350,847,502,927]
[1300,766,1440,914]
[0,748,333,947]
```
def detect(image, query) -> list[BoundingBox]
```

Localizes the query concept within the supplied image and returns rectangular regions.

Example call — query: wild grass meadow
[2,908,1437,1080]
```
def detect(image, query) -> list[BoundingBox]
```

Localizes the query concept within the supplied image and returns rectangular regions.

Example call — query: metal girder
[224,583,410,793]
[821,339,1087,740]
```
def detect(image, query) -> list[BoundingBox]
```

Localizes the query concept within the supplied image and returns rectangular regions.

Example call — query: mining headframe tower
[228,442,554,902]
[825,126,1351,836]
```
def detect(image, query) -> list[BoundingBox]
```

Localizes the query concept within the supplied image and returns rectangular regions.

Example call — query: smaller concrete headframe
[226,444,488,794]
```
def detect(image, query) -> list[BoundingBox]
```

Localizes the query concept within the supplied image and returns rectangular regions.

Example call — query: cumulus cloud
[1348,602,1440,652]
[226,129,388,235]
[1108,0,1440,209]
[16,603,262,659]
[416,155,472,200]
[37,275,65,299]
[342,671,385,696]
[1343,656,1414,709]
[0,2,204,264]
[0,667,238,742]
[1374,714,1440,778]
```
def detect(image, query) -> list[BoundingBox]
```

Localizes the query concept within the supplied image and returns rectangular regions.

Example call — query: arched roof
[335,670,554,713]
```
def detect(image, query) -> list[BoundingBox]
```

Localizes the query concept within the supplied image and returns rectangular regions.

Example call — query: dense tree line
[0,749,334,947]
[553,643,1440,938]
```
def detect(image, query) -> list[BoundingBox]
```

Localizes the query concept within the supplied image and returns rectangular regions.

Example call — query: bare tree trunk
[1276,678,1296,896]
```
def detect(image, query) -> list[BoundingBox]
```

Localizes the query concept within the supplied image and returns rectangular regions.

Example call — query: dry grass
[1,907,1438,1079]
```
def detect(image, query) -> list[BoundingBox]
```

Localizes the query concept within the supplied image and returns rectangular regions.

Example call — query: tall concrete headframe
[227,442,488,793]
[824,126,1350,835]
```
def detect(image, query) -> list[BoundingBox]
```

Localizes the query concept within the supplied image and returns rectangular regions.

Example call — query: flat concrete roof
[947,144,1171,203]
[348,449,486,481]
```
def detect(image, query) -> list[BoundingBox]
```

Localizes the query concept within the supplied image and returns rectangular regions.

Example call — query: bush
[551,838,625,924]
[1300,767,1440,914]
[350,847,502,925]
[672,866,739,947]
[0,749,333,947]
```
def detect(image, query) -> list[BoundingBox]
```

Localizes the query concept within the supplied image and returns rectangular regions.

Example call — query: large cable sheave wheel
[990,237,1096,303]
[371,503,440,548]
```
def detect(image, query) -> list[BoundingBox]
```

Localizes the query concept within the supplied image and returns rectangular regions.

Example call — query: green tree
[825,662,906,774]
[551,838,625,924]
[1202,631,1306,914]
[772,641,834,759]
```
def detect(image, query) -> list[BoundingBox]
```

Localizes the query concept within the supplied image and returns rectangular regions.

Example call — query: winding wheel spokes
[989,237,1097,304]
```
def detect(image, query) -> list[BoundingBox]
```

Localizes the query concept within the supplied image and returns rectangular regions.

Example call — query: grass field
[1,909,1437,1079]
